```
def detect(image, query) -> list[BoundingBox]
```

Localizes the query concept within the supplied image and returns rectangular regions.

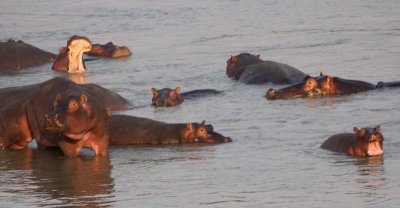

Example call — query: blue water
[1,0,400,207]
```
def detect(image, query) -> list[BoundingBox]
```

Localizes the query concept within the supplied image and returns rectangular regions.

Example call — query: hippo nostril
[225,137,232,142]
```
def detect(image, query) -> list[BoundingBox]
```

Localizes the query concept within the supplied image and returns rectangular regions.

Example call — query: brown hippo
[108,115,232,145]
[88,42,132,58]
[42,93,109,156]
[0,39,56,71]
[226,53,307,84]
[321,125,383,157]
[151,87,221,107]
[266,74,400,100]
[52,35,92,73]
[0,77,132,112]
[0,99,32,150]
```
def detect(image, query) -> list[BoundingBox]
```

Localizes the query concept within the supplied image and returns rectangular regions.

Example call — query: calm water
[1,0,400,207]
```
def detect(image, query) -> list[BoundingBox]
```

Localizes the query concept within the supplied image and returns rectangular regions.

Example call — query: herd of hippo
[1,35,396,157]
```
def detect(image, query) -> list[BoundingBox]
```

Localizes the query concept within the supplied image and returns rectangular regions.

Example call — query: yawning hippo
[52,35,92,73]
[321,125,383,157]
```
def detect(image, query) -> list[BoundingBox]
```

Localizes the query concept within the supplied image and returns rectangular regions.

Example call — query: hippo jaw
[67,38,92,73]
[366,141,383,156]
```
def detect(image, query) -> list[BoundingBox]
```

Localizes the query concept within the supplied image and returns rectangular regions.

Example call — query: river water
[1,0,400,207]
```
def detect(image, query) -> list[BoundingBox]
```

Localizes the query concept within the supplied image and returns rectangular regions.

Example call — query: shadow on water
[0,148,115,207]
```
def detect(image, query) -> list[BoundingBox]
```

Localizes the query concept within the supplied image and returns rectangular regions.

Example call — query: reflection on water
[68,73,86,84]
[0,149,115,207]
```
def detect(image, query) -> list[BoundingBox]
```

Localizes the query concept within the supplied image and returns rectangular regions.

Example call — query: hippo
[88,42,132,58]
[0,99,32,150]
[42,93,109,156]
[226,53,307,84]
[0,39,56,72]
[108,115,232,145]
[52,35,92,73]
[266,74,400,100]
[321,125,383,157]
[151,87,222,107]
[0,77,132,112]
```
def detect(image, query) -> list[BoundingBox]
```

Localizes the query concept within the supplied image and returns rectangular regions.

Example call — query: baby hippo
[151,87,221,107]
[109,115,232,145]
[321,125,383,157]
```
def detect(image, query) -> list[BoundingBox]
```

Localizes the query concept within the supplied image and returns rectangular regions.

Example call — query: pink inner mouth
[367,141,383,156]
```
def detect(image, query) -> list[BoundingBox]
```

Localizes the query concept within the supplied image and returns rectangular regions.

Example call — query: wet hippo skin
[0,39,56,71]
[266,74,400,100]
[226,53,306,84]
[0,77,132,112]
[108,115,232,145]
[41,93,109,157]
[151,87,221,107]
[88,42,132,58]
[321,125,383,157]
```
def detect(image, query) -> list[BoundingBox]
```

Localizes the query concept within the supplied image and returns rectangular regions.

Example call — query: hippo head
[52,35,92,73]
[265,82,308,100]
[89,42,132,58]
[226,53,261,78]
[151,87,184,107]
[319,76,335,95]
[302,77,323,97]
[44,94,93,140]
[353,125,384,156]
[184,121,232,143]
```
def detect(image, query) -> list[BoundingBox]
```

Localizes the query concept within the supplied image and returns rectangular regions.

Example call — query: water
[1,0,400,207]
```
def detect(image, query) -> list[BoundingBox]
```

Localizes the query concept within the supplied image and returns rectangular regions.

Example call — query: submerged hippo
[321,125,383,157]
[151,87,221,107]
[88,42,132,58]
[0,39,56,72]
[109,115,232,145]
[52,35,92,73]
[266,74,400,100]
[226,53,306,84]
[42,93,109,156]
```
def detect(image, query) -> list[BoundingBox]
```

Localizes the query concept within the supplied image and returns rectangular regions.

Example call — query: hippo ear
[80,94,88,104]
[200,120,206,125]
[175,86,181,94]
[354,127,366,137]
[230,56,238,64]
[186,123,194,131]
[375,125,381,132]
[151,87,159,97]
[353,127,359,134]
[326,76,334,85]
[256,54,260,59]
[53,94,62,107]
[320,72,324,76]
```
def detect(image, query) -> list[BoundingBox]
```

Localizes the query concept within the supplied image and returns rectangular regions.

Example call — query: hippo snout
[224,137,232,143]
[266,88,278,99]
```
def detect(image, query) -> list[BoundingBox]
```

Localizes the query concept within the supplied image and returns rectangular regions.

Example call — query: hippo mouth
[67,38,92,73]
[44,118,67,133]
[366,141,383,156]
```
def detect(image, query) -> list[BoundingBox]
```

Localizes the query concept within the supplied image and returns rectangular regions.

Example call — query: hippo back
[0,40,56,71]
[321,133,355,153]
[239,61,306,84]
